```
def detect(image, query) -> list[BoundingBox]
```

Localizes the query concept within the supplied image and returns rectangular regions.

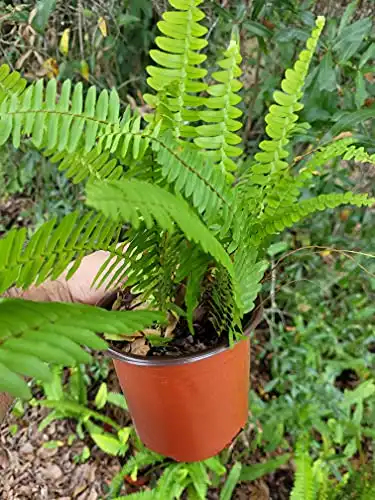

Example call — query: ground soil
[314,0,374,18]
[1,404,121,500]
[0,196,33,236]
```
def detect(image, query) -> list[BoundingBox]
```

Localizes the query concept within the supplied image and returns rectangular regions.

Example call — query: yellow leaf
[59,28,70,56]
[320,250,331,257]
[98,16,107,37]
[340,209,351,222]
[80,60,89,81]
[43,58,59,78]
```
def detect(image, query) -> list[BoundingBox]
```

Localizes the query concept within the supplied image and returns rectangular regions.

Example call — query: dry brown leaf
[131,338,150,356]
[165,312,178,338]
[104,332,143,342]
[15,49,32,70]
[33,50,45,67]
[248,481,270,500]
[143,328,162,336]
[333,131,353,140]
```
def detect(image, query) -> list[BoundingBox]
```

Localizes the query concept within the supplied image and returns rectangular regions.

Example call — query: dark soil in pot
[111,313,225,358]
[106,289,261,358]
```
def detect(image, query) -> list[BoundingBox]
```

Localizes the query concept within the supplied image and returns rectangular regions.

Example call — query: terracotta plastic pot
[108,338,251,462]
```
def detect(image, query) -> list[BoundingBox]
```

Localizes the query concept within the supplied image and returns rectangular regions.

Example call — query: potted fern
[0,0,374,462]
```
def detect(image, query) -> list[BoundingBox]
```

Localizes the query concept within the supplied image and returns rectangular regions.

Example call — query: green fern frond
[0,299,164,399]
[148,231,184,309]
[152,132,234,225]
[342,143,375,164]
[93,229,197,306]
[93,229,162,293]
[0,64,27,105]
[258,137,365,220]
[47,147,124,184]
[98,111,154,164]
[299,136,375,183]
[144,0,208,138]
[313,460,329,500]
[257,192,374,241]
[249,16,325,207]
[86,179,233,274]
[291,442,315,500]
[195,35,243,174]
[0,76,122,152]
[234,247,268,316]
[185,255,210,333]
[296,137,358,185]
[0,211,121,294]
[209,266,239,340]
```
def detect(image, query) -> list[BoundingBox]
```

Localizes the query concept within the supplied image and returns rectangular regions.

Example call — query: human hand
[4,250,119,305]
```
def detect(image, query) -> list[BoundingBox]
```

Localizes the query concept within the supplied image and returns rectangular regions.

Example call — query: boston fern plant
[0,0,374,401]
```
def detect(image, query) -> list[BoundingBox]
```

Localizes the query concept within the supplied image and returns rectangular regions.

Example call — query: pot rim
[106,341,232,366]
[104,299,263,367]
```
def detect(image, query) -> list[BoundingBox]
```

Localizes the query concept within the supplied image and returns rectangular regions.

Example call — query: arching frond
[144,0,208,138]
[195,35,243,175]
[255,192,375,243]
[249,17,325,209]
[0,299,164,399]
[86,179,233,274]
[0,211,122,294]
[296,137,359,186]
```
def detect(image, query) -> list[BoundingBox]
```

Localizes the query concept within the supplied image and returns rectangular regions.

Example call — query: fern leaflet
[47,147,124,184]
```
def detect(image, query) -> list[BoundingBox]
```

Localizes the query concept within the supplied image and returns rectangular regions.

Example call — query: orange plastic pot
[108,338,250,462]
